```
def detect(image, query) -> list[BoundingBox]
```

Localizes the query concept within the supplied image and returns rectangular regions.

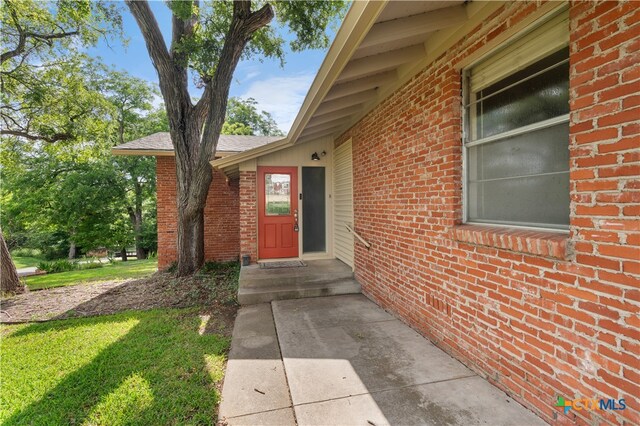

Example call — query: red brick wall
[336,2,639,425]
[156,156,240,269]
[239,171,258,263]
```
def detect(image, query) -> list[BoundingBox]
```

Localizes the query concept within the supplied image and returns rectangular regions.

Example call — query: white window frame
[461,10,570,233]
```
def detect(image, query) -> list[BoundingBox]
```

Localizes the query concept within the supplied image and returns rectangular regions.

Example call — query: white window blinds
[470,7,569,93]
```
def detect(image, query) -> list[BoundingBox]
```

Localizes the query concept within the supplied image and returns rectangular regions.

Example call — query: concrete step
[238,278,361,305]
[238,259,361,305]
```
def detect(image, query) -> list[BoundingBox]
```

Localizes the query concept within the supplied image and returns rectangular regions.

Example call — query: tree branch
[235,0,252,17]
[194,2,273,123]
[125,0,172,76]
[0,129,72,143]
[1,1,80,64]
[197,2,274,162]
[242,4,275,37]
[26,30,79,43]
[127,0,194,146]
[171,0,199,55]
[1,4,26,64]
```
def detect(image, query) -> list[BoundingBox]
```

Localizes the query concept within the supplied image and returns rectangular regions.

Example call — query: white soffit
[211,0,472,169]
[295,0,467,143]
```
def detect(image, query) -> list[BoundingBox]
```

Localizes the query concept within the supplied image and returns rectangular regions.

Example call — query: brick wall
[239,171,258,263]
[156,156,240,269]
[335,1,639,425]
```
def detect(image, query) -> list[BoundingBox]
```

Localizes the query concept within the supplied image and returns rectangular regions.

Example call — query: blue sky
[87,2,338,133]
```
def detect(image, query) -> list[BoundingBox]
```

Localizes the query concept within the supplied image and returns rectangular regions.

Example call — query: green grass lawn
[26,259,158,290]
[11,256,43,269]
[1,309,230,425]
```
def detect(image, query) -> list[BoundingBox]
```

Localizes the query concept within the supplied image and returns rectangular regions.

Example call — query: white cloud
[239,73,315,133]
[245,70,261,80]
[235,63,263,83]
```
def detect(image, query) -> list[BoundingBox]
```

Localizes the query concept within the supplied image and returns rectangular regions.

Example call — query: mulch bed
[0,268,239,331]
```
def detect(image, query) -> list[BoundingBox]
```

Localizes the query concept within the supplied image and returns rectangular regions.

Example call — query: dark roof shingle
[113,132,282,154]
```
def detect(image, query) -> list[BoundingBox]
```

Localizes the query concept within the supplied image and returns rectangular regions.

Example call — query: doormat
[260,260,307,269]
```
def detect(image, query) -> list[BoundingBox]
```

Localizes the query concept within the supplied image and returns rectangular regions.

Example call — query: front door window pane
[265,173,291,216]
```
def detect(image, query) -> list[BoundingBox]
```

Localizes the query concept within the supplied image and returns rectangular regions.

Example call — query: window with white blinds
[463,7,570,230]
[469,9,570,93]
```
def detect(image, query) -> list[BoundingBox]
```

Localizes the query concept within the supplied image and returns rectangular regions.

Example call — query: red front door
[258,166,299,259]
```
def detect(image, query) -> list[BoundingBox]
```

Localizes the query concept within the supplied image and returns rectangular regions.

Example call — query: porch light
[311,151,326,161]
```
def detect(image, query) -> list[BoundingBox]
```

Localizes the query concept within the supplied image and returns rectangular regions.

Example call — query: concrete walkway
[219,294,545,425]
[17,266,38,277]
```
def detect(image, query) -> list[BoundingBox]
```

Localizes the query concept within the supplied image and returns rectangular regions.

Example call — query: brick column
[156,157,178,269]
[239,171,258,263]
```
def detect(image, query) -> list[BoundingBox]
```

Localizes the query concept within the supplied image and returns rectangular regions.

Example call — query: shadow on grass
[1,261,239,324]
[3,309,230,425]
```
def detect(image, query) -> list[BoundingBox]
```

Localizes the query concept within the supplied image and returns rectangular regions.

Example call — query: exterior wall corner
[239,170,258,263]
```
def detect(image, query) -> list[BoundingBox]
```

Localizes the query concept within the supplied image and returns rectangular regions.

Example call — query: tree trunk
[128,185,148,260]
[134,231,147,260]
[174,148,212,276]
[127,0,274,276]
[68,241,76,260]
[1,232,24,295]
[121,247,128,261]
[176,199,207,275]
[120,112,148,260]
[134,180,147,260]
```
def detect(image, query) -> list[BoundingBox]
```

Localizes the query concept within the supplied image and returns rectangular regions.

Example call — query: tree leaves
[1,63,167,256]
[169,0,347,79]
[1,0,123,65]
[2,55,115,145]
[272,1,348,51]
[1,0,124,144]
[222,97,284,136]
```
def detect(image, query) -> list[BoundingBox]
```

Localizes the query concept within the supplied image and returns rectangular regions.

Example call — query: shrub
[37,260,77,274]
[10,247,42,257]
[37,259,104,274]
[79,262,103,270]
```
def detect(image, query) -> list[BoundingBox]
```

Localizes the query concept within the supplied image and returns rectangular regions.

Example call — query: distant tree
[105,71,166,259]
[126,0,347,275]
[0,0,122,287]
[2,144,126,259]
[54,163,127,258]
[221,121,253,135]
[222,97,284,136]
[1,0,122,143]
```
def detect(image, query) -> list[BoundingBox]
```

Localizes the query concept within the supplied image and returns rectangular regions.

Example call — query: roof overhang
[112,148,237,158]
[117,1,566,175]
[211,0,388,170]
[111,132,282,161]
[212,0,565,172]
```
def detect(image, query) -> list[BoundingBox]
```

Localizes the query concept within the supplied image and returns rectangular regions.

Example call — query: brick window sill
[451,224,569,260]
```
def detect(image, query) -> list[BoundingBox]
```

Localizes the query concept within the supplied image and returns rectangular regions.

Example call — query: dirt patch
[0,265,239,331]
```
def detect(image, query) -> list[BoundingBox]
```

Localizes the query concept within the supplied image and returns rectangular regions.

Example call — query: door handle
[294,209,299,232]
